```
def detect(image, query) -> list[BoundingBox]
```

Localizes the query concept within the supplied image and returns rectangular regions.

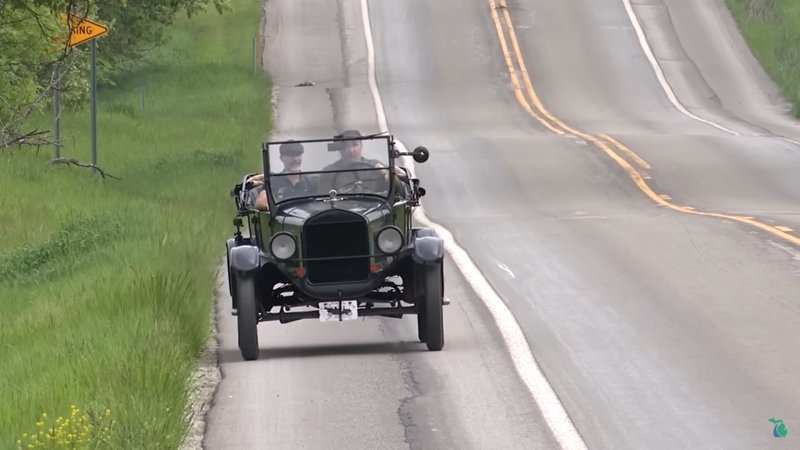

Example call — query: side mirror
[417,187,426,197]
[392,145,430,163]
[412,146,429,163]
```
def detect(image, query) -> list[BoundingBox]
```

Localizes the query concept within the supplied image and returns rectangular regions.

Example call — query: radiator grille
[303,211,370,283]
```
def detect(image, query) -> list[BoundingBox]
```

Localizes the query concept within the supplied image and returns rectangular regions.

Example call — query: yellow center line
[497,0,577,136]
[495,0,657,172]
[487,0,564,135]
[599,133,652,170]
[485,0,800,248]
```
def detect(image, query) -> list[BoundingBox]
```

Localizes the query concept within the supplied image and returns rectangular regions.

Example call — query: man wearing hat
[248,140,318,210]
[319,129,408,193]
[327,129,376,166]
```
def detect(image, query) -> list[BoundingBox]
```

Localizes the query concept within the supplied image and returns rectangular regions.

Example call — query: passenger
[248,141,317,211]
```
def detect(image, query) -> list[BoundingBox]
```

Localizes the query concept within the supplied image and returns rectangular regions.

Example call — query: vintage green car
[226,132,445,360]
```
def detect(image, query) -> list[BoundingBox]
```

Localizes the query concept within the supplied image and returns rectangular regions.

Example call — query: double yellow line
[486,0,800,247]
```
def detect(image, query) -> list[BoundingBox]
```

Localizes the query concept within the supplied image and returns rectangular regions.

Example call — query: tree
[0,0,230,149]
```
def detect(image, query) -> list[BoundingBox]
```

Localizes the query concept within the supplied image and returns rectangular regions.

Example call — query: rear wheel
[421,262,444,351]
[236,272,259,360]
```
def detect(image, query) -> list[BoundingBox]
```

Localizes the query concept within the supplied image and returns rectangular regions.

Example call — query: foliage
[0,0,270,446]
[0,0,232,148]
[16,406,114,449]
[726,0,800,116]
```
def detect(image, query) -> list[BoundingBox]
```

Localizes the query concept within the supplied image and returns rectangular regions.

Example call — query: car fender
[226,238,237,256]
[414,227,436,238]
[413,235,443,266]
[230,245,261,273]
[226,238,237,295]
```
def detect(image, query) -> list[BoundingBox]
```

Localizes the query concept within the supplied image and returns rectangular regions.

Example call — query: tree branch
[47,157,122,180]
[1,129,50,148]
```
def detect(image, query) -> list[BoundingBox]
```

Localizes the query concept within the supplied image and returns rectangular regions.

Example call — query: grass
[726,0,800,116]
[0,0,271,447]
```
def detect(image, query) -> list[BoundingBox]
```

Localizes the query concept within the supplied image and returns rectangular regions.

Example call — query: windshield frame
[260,134,398,209]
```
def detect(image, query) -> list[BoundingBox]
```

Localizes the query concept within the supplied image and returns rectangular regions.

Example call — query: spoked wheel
[418,261,444,351]
[235,272,259,361]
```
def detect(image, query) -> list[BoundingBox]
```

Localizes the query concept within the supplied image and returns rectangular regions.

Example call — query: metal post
[53,66,61,159]
[90,39,97,171]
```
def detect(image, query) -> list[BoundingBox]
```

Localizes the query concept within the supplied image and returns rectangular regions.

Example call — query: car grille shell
[302,210,370,284]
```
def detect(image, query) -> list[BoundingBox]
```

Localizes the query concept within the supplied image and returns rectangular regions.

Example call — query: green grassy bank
[0,0,270,447]
[726,0,800,116]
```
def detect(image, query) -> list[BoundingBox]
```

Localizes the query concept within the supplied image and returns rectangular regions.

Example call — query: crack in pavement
[396,354,424,450]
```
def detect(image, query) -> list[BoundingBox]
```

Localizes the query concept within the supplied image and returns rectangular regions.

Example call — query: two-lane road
[204,0,800,448]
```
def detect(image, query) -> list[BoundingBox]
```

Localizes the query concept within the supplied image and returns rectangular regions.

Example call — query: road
[203,0,800,448]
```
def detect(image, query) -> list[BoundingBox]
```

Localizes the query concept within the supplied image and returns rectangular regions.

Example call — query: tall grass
[0,0,271,447]
[726,0,800,116]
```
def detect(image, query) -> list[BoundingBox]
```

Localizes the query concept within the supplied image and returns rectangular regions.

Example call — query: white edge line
[776,136,800,147]
[621,0,740,136]
[359,1,588,449]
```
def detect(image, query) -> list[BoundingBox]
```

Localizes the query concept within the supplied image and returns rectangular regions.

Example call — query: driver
[318,129,408,193]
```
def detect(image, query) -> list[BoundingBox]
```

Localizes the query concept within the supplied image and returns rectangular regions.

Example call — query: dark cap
[340,129,362,138]
[279,141,304,155]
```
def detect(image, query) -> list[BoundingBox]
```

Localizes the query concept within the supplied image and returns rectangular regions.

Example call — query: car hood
[276,197,391,221]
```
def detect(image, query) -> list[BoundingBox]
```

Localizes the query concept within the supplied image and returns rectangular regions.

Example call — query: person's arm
[245,173,270,211]
[248,173,265,185]
[255,188,269,211]
[393,165,409,181]
[246,183,269,211]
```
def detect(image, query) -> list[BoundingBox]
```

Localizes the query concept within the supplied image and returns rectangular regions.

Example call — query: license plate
[319,300,358,322]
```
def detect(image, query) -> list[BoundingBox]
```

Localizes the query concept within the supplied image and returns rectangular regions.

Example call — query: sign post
[53,65,61,159]
[90,39,97,169]
[64,13,108,171]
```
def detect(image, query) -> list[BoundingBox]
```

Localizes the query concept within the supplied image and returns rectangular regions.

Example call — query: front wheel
[417,302,427,343]
[420,262,444,351]
[235,272,259,360]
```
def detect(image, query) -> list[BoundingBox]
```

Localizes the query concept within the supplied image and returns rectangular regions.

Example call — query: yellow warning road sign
[64,13,109,48]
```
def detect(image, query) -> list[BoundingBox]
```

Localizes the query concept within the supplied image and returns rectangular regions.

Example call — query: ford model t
[226,132,445,360]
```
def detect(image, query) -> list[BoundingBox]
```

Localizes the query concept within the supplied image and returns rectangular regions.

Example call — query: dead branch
[1,129,51,149]
[47,157,122,180]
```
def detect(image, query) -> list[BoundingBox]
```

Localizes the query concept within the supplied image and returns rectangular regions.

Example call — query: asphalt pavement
[204,0,800,448]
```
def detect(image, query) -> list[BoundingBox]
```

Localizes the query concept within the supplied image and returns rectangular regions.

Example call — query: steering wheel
[330,160,387,193]
[335,179,366,194]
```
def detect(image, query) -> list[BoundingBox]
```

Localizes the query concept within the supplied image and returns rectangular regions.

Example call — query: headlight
[376,226,403,254]
[270,233,296,260]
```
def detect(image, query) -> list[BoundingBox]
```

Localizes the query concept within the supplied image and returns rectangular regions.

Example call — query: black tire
[226,246,237,309]
[236,272,259,360]
[417,304,427,343]
[422,262,444,351]
[414,264,427,343]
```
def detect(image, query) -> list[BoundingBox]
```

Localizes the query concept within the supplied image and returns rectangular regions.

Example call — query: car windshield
[264,135,392,204]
